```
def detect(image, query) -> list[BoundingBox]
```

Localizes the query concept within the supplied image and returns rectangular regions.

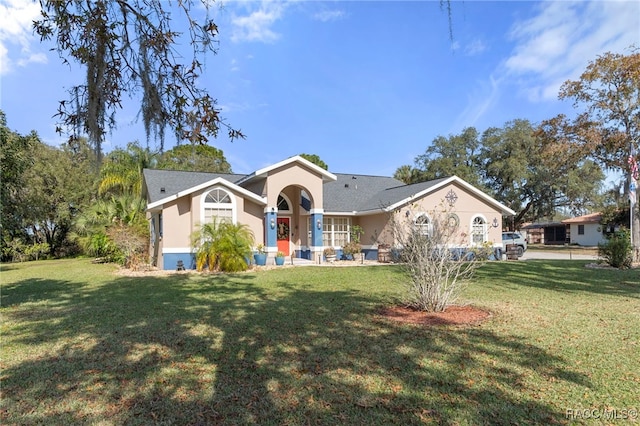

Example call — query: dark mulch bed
[379,305,492,326]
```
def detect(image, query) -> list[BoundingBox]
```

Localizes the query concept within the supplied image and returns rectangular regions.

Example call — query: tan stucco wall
[357,214,393,247]
[161,196,193,250]
[263,163,324,209]
[191,185,265,247]
[394,181,503,247]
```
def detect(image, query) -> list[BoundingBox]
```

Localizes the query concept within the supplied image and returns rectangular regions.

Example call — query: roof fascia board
[147,177,267,211]
[384,176,516,216]
[236,155,337,185]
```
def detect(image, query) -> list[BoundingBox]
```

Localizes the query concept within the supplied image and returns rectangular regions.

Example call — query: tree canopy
[397,120,604,227]
[414,127,483,188]
[158,144,232,173]
[99,141,158,197]
[541,48,640,258]
[34,0,244,165]
[1,118,98,260]
[299,153,329,171]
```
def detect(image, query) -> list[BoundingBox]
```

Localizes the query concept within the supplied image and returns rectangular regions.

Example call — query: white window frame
[471,215,488,245]
[277,193,293,214]
[310,217,353,248]
[414,213,433,238]
[201,187,236,224]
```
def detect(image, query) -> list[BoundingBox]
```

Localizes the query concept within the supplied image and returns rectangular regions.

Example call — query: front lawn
[1,259,638,425]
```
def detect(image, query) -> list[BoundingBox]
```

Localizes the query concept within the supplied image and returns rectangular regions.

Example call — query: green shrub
[192,220,254,272]
[598,229,632,269]
[86,232,123,263]
[24,243,50,261]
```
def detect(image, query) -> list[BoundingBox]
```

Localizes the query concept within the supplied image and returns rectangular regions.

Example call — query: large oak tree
[540,49,640,259]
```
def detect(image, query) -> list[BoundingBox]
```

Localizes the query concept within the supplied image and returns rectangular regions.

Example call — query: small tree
[391,208,491,312]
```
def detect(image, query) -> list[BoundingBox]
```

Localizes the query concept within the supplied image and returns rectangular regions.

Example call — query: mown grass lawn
[1,259,638,425]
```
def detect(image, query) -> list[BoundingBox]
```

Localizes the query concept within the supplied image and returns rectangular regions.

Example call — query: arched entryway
[276,194,292,255]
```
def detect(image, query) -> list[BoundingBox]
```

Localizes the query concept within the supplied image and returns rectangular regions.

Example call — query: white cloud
[456,1,639,131]
[452,74,502,131]
[313,9,345,23]
[504,1,640,102]
[230,2,286,43]
[0,0,46,75]
[464,39,486,56]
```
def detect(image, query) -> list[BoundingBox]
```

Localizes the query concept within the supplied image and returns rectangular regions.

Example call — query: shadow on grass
[2,270,590,425]
[477,260,640,297]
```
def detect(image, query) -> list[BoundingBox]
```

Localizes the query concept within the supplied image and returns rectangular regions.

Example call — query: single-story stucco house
[143,156,516,270]
[562,212,607,247]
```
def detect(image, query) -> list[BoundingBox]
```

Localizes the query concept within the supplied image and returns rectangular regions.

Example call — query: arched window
[203,187,235,224]
[471,216,487,244]
[415,214,432,237]
[277,194,291,213]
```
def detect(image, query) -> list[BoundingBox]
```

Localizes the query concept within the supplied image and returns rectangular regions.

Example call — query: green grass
[1,259,638,425]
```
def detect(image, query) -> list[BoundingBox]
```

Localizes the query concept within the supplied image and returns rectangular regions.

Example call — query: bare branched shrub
[391,208,492,312]
[106,223,149,270]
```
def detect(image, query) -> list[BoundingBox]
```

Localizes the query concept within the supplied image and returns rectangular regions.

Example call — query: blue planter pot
[275,256,285,266]
[254,253,267,266]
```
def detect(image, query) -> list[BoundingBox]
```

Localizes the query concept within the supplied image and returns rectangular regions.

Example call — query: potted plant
[275,251,286,265]
[323,247,337,263]
[342,241,361,260]
[253,244,267,266]
[343,225,364,260]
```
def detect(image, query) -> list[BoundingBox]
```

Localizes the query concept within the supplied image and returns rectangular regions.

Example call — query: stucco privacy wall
[354,213,392,259]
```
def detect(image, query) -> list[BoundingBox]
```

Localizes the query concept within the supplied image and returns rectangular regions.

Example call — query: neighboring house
[521,222,567,245]
[562,213,606,246]
[143,156,516,270]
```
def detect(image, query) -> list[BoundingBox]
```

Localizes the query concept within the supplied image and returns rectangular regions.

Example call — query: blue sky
[1,0,638,177]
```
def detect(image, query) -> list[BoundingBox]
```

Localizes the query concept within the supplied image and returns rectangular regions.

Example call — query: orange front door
[276,217,290,255]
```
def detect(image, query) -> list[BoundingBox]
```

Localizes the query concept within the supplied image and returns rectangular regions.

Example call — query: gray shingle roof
[323,174,449,212]
[143,168,454,214]
[143,169,247,204]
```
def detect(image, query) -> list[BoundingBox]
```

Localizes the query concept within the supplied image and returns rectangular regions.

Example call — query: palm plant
[72,194,148,263]
[192,220,254,272]
[98,142,158,197]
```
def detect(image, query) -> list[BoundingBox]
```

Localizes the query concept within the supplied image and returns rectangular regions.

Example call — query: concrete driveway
[519,250,599,261]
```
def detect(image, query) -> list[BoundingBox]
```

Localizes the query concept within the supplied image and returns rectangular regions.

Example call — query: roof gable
[236,155,337,184]
[324,175,515,216]
[143,169,265,210]
[384,176,515,216]
[562,212,602,224]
